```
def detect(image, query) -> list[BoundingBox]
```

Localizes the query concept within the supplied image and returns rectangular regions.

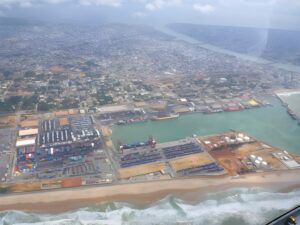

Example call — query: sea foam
[1,188,300,225]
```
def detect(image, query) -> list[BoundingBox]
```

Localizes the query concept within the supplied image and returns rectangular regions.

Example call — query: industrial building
[16,138,36,147]
[19,129,39,137]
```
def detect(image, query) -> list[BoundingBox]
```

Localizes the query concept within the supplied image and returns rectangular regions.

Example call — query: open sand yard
[118,162,165,179]
[170,153,214,171]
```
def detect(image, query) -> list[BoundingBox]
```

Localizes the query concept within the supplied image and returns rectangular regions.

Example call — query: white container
[257,156,263,161]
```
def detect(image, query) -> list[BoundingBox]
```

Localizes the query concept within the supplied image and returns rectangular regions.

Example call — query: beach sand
[1,170,300,213]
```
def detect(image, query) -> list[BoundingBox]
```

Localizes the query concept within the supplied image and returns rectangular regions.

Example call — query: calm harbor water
[112,97,300,154]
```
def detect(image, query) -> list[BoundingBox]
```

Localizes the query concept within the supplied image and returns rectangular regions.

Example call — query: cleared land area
[170,153,214,171]
[0,115,16,128]
[20,119,39,128]
[59,117,69,126]
[118,162,165,179]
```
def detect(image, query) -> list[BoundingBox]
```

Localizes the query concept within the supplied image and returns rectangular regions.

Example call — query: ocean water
[1,188,300,225]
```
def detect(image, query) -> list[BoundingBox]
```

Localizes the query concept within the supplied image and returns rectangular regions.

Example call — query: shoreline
[1,170,300,213]
[275,89,300,97]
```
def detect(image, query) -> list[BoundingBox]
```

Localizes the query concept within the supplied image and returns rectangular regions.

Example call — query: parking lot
[0,128,15,182]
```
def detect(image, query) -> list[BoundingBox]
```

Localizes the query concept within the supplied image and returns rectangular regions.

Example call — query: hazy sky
[0,0,299,29]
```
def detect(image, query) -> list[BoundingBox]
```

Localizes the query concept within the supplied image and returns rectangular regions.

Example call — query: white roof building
[16,138,36,147]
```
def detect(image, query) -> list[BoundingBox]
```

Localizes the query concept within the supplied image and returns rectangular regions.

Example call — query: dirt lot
[170,153,214,171]
[49,66,65,73]
[59,117,69,126]
[20,119,39,128]
[0,115,16,128]
[234,142,265,157]
[118,162,165,179]
[210,149,240,175]
[9,179,62,192]
[54,110,69,117]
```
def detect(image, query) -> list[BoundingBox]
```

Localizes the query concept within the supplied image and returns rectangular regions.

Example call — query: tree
[21,95,38,110]
[37,102,55,111]
[24,70,36,78]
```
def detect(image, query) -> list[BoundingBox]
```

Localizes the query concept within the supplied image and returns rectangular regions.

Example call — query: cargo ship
[203,109,223,114]
[151,114,179,121]
[224,105,242,112]
[118,136,156,151]
[116,118,147,125]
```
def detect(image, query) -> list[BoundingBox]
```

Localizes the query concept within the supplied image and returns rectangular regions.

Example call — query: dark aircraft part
[266,205,300,225]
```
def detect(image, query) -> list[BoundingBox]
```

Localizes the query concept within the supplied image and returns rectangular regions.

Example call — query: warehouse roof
[16,138,36,147]
[19,128,38,137]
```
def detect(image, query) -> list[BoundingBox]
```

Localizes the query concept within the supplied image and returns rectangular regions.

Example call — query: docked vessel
[151,114,179,121]
[118,136,156,151]
[116,118,147,125]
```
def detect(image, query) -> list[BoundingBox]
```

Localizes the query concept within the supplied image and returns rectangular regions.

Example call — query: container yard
[169,152,214,171]
[3,115,300,194]
[12,114,113,182]
[115,137,226,180]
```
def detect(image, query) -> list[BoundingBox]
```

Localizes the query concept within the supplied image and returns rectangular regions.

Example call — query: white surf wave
[1,188,300,225]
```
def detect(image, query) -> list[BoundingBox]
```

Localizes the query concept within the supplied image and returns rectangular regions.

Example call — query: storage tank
[238,133,244,138]
[243,136,250,142]
[257,156,263,161]
[225,137,230,143]
[254,159,261,168]
[236,137,244,142]
[262,161,268,168]
[250,154,256,160]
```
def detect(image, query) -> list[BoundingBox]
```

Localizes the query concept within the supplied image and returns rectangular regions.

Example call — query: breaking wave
[1,187,300,225]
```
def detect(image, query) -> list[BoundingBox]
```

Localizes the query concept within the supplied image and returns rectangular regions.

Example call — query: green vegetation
[2,70,13,80]
[21,95,38,110]
[59,98,79,109]
[0,187,9,194]
[37,101,56,111]
[24,70,36,78]
[0,96,23,112]
[96,91,113,105]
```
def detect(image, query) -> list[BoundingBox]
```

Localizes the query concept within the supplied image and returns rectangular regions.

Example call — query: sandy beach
[1,170,300,213]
